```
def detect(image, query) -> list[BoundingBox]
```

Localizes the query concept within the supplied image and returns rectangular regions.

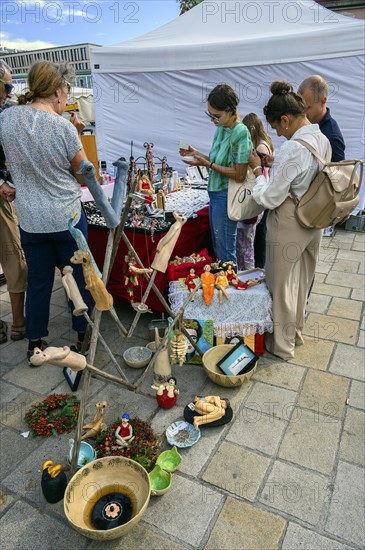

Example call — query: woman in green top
[181,84,252,264]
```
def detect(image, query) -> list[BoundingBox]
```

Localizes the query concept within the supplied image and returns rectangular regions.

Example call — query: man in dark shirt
[298,75,346,236]
[298,75,345,162]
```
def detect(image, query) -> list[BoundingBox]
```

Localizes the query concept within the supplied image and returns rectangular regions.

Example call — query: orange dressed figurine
[200,264,215,306]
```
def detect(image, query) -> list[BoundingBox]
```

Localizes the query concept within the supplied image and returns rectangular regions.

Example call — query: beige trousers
[265,198,322,360]
[0,196,27,293]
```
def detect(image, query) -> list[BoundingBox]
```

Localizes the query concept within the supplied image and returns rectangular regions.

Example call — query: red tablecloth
[88,207,211,312]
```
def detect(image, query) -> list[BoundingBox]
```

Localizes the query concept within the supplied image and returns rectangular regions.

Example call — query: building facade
[0,43,101,88]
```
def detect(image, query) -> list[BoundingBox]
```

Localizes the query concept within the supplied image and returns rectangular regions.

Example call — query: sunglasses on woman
[0,78,14,94]
[205,111,222,122]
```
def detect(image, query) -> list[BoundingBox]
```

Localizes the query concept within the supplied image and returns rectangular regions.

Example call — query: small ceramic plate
[165,420,201,448]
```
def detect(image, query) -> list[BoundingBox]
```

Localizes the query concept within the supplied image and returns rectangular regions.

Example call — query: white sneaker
[323,227,334,237]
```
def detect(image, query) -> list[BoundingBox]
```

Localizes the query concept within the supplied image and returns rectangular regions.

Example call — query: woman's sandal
[10,324,26,341]
[0,320,8,345]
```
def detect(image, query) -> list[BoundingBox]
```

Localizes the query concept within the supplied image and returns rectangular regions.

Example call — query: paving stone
[298,370,349,418]
[325,461,365,547]
[0,500,88,550]
[289,336,334,371]
[0,341,28,367]
[0,427,39,479]
[0,390,44,431]
[328,297,363,321]
[348,380,365,410]
[0,490,16,518]
[143,474,223,548]
[331,259,360,273]
[315,260,333,274]
[0,301,11,317]
[312,282,350,298]
[350,288,365,301]
[352,240,365,252]
[357,330,365,347]
[361,316,365,330]
[88,523,187,550]
[3,360,66,393]
[338,408,365,467]
[0,381,23,403]
[260,461,329,525]
[226,407,288,456]
[244,382,298,420]
[329,343,365,382]
[313,272,326,284]
[306,293,331,314]
[282,522,354,550]
[303,313,358,345]
[205,498,286,550]
[326,271,365,289]
[2,435,72,507]
[202,441,270,500]
[251,360,305,391]
[278,408,341,475]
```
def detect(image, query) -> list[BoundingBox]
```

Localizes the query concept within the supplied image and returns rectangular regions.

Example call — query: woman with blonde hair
[248,80,330,360]
[0,61,91,364]
[237,113,275,270]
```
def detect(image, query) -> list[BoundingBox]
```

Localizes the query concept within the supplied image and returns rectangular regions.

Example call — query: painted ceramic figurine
[82,400,108,440]
[184,268,197,301]
[224,261,254,290]
[193,396,229,429]
[115,413,135,447]
[124,253,153,302]
[170,328,187,366]
[200,264,215,306]
[151,376,179,409]
[215,270,230,304]
[41,460,67,504]
[70,249,113,311]
[138,171,155,204]
[153,327,172,385]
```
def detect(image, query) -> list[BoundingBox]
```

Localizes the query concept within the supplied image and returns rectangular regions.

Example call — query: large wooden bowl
[202,345,257,388]
[64,457,151,540]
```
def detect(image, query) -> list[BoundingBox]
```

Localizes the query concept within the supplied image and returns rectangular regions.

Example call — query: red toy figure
[184,268,197,301]
[151,376,179,409]
[115,413,135,447]
[123,254,152,302]
[138,171,155,204]
[225,262,250,290]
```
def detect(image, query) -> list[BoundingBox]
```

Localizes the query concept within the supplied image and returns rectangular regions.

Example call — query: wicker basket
[202,344,257,387]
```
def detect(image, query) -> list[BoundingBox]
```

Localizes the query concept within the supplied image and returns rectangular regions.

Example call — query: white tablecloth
[168,280,273,338]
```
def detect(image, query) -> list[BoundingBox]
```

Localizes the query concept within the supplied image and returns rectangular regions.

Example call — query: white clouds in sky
[0,31,56,50]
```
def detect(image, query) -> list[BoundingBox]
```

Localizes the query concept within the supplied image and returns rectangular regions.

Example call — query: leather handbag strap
[294,138,331,165]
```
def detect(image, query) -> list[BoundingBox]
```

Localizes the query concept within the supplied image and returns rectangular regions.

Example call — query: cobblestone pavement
[0,228,364,550]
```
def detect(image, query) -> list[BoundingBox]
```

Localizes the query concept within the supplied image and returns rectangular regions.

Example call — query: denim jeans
[20,210,92,339]
[209,189,238,264]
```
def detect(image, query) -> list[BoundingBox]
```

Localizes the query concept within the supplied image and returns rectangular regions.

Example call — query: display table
[88,206,212,312]
[168,279,273,340]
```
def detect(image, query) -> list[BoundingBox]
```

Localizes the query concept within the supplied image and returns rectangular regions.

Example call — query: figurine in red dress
[184,268,197,301]
[225,262,250,290]
[138,172,155,204]
[123,254,152,302]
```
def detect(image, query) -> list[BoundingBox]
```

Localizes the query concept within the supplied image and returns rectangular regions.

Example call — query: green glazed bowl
[156,446,182,472]
[149,464,172,496]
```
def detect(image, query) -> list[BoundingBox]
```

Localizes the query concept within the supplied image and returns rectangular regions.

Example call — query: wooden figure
[215,270,230,304]
[81,400,109,440]
[70,249,113,311]
[151,212,187,273]
[193,396,229,430]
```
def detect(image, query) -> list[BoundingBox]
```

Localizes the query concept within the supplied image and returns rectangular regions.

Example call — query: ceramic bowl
[123,346,152,368]
[146,341,157,353]
[165,421,201,448]
[68,440,97,469]
[64,457,151,540]
[156,446,182,472]
[202,345,257,388]
[149,464,172,496]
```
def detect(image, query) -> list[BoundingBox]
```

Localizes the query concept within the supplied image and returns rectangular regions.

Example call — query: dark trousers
[20,211,92,339]
[254,209,268,268]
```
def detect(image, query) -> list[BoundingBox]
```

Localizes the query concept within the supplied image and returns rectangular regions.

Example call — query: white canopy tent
[91,0,364,205]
